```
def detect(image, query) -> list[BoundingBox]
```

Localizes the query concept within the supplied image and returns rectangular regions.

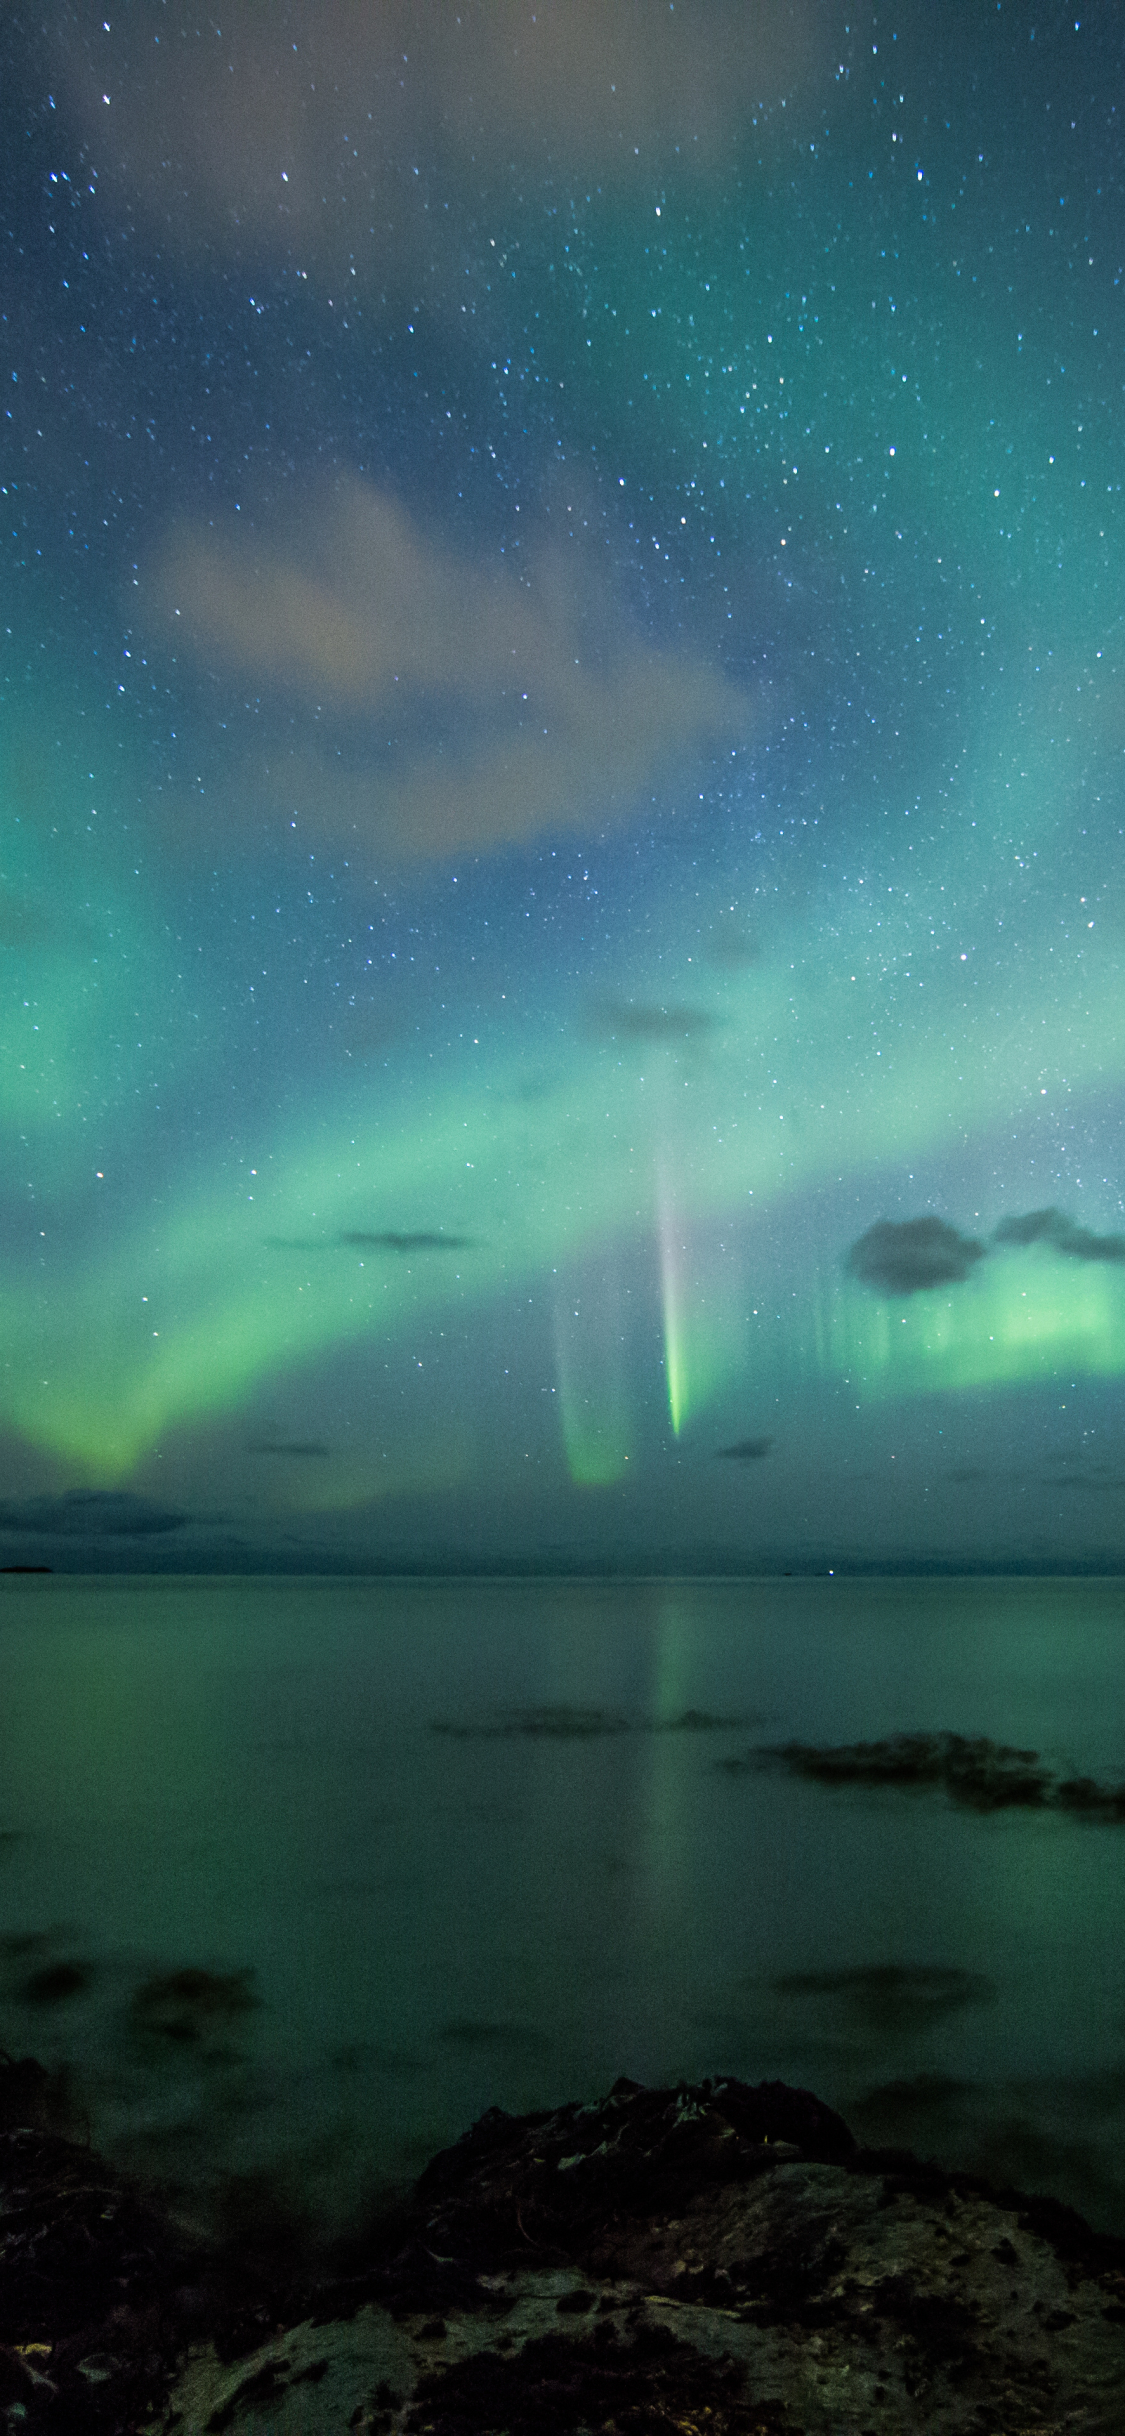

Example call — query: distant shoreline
[2,1561,1124,1580]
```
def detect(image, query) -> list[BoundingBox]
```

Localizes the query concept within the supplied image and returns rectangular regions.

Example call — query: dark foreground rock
[2,2055,1124,2432]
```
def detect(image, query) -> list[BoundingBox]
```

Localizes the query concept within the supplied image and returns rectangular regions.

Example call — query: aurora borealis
[2,0,1123,1570]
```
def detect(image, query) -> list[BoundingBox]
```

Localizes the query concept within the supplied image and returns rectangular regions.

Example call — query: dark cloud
[993,1207,1125,1264]
[0,1492,188,1538]
[846,1217,987,1297]
[267,1231,475,1254]
[716,1437,773,1461]
[339,1230,475,1253]
[587,999,718,1044]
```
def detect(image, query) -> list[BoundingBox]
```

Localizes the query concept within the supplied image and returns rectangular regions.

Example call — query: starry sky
[2,0,1124,1572]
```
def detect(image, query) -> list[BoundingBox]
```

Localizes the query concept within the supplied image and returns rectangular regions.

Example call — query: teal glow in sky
[2,2,1123,1569]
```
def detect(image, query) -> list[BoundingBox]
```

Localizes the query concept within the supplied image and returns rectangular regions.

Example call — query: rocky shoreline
[3,2052,1124,2432]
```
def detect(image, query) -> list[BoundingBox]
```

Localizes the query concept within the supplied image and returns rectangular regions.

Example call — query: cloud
[149,481,754,859]
[57,3,819,278]
[587,999,719,1044]
[846,1217,987,1297]
[267,1230,476,1254]
[0,1491,188,1538]
[339,1231,476,1253]
[157,489,484,711]
[716,1437,773,1461]
[993,1207,1125,1264]
[844,1205,1125,1302]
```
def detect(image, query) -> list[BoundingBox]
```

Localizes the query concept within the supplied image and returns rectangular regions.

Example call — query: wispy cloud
[0,1491,187,1538]
[60,3,818,279]
[338,1231,476,1253]
[716,1436,773,1461]
[149,480,753,859]
[994,1207,1125,1264]
[267,1229,476,1255]
[587,999,720,1044]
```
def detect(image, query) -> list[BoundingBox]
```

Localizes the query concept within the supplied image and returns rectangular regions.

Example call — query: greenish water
[2,1574,1124,2239]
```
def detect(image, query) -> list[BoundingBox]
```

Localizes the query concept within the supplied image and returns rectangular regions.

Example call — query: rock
[2,2055,1123,2431]
[743,1730,1125,1818]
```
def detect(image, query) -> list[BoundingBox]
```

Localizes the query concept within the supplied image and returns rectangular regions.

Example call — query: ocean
[2,1573,1123,2242]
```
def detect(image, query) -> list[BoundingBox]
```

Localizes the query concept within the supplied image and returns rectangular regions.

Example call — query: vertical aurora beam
[657,1168,687,1437]
[657,1165,749,1437]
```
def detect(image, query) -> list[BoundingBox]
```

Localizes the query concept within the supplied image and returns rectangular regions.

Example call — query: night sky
[3,1,1124,1571]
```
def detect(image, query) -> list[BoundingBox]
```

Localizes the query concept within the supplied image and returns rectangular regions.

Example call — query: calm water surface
[2,1574,1124,2238]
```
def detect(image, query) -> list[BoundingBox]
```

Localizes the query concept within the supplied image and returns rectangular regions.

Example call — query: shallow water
[2,1573,1124,2238]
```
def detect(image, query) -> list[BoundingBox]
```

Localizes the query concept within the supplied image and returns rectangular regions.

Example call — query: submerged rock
[1,2056,1123,2430]
[130,1968,260,2046]
[741,1729,1125,1817]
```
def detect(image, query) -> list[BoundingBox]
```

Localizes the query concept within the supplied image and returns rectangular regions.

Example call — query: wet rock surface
[3,2054,1124,2431]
